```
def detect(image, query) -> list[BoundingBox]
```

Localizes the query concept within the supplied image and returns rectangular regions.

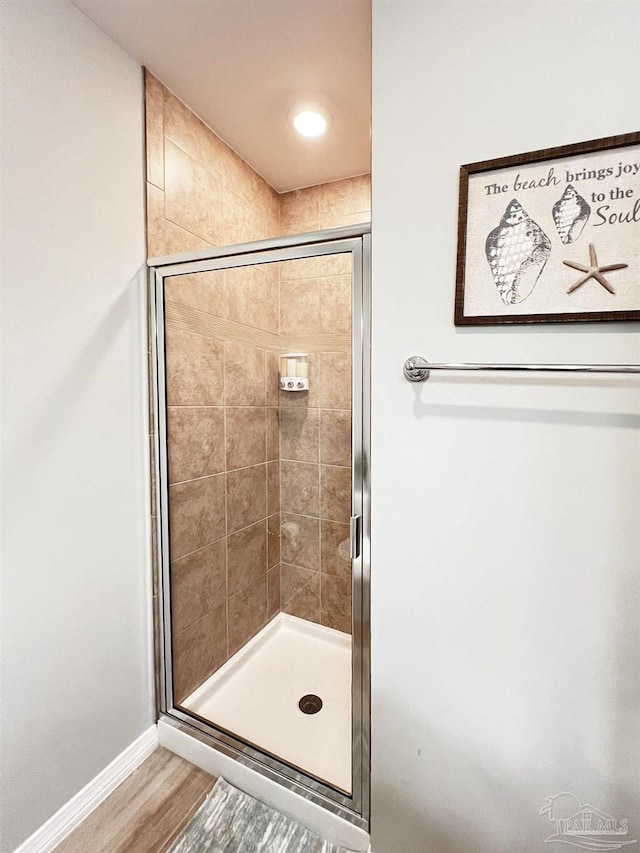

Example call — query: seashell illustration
[485,199,551,305]
[552,184,591,244]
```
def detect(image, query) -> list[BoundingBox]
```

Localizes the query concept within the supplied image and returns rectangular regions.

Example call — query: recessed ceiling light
[291,107,328,138]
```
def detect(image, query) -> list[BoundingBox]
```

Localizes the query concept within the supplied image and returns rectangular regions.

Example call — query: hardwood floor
[54,748,216,853]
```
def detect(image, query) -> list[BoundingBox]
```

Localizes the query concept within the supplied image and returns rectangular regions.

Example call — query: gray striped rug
[168,777,356,853]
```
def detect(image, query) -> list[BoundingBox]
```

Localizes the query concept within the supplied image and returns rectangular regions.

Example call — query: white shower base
[181,613,352,793]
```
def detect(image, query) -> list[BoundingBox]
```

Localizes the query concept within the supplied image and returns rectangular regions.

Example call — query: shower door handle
[349,515,361,560]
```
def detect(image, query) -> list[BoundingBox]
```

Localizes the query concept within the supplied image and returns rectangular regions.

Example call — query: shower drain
[298,694,323,715]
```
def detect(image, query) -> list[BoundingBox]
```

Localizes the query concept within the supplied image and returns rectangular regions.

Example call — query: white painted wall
[0,2,151,850]
[371,2,640,851]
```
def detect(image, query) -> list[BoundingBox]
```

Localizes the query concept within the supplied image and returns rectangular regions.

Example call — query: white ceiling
[72,0,371,193]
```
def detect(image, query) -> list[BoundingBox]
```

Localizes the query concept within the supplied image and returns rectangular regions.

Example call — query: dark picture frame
[454,132,640,326]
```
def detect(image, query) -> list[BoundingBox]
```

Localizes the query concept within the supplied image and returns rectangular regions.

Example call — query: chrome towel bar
[403,355,640,382]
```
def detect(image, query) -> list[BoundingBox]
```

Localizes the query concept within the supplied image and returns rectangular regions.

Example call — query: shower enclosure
[150,224,370,828]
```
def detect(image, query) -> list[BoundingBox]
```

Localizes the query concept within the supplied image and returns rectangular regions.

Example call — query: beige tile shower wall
[164,268,282,704]
[145,71,280,258]
[278,178,370,635]
[279,175,371,235]
[144,70,282,704]
[278,255,353,634]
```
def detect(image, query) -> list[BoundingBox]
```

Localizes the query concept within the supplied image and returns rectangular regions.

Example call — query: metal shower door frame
[149,224,371,829]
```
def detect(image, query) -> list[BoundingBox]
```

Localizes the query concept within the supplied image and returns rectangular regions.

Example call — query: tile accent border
[14,726,159,853]
[165,300,351,353]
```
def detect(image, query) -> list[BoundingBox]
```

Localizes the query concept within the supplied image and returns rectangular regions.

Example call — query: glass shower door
[151,228,369,825]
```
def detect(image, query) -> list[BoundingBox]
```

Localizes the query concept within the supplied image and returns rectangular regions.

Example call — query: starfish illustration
[563,243,628,294]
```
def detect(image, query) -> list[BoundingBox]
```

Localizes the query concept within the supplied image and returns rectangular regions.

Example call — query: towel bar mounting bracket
[404,356,431,382]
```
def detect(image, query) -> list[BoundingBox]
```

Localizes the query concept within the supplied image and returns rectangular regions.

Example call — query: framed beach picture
[454,132,640,325]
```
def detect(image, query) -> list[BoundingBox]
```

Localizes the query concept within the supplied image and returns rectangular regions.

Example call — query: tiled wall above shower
[280,176,371,235]
[144,71,370,705]
[145,72,281,258]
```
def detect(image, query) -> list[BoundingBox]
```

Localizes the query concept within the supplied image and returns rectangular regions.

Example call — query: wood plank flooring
[54,748,216,853]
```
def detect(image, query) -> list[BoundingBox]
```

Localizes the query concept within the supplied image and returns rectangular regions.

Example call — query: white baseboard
[14,725,159,853]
